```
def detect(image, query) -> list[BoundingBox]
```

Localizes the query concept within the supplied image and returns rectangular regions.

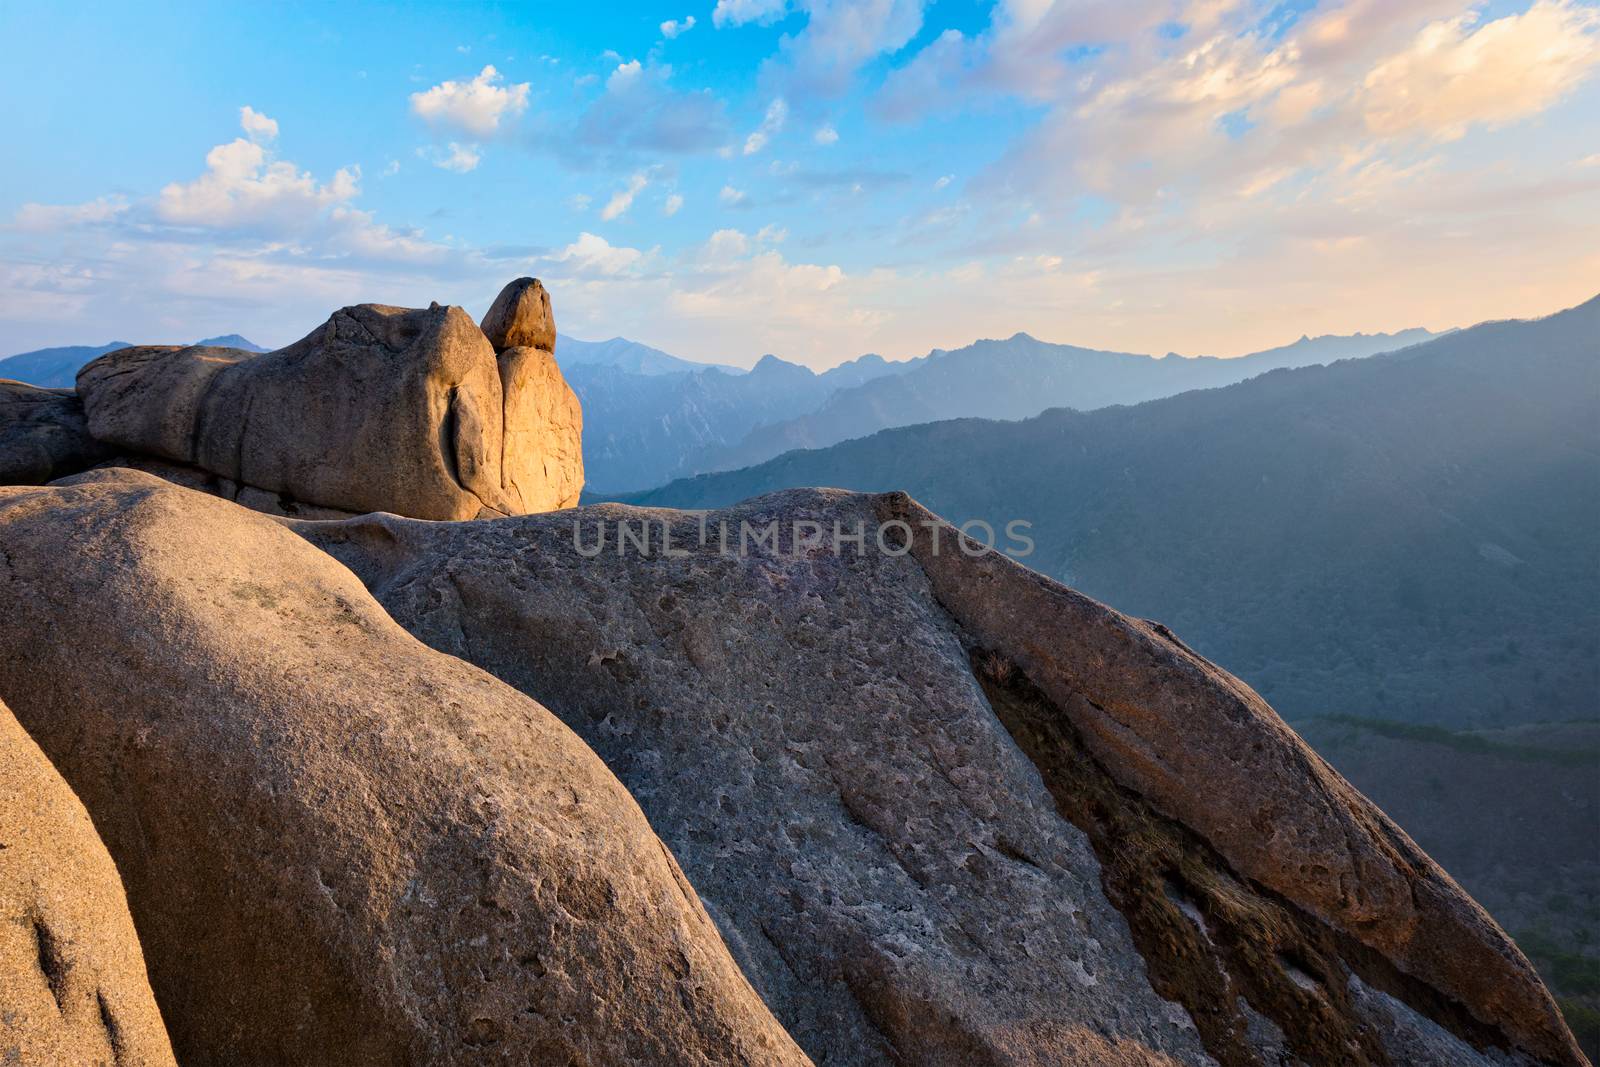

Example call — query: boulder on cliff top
[0,379,114,485]
[75,293,583,520]
[480,277,556,353]
[296,488,1583,1067]
[0,469,806,1067]
[1,696,176,1067]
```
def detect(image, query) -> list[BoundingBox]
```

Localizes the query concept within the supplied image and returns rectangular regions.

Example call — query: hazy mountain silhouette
[0,342,134,389]
[570,352,909,492]
[628,297,1599,727]
[1,335,266,388]
[557,334,743,376]
[702,327,1441,474]
[574,327,1435,492]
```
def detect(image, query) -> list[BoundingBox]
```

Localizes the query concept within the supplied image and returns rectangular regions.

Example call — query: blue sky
[2,0,1597,366]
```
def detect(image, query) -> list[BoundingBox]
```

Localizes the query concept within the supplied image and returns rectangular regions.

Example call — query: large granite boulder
[0,379,113,485]
[296,489,1584,1067]
[1,697,176,1067]
[76,288,583,520]
[0,470,806,1067]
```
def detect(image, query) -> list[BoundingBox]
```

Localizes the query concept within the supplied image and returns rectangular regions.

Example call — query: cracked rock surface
[0,470,806,1067]
[1,696,176,1067]
[295,487,1582,1067]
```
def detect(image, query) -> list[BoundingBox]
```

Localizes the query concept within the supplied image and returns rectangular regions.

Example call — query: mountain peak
[195,334,266,352]
[749,353,812,378]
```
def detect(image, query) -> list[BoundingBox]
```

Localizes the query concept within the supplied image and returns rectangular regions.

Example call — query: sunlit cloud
[409,65,530,137]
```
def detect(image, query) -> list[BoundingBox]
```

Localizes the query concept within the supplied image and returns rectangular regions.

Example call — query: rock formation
[480,276,557,353]
[296,489,1585,1067]
[1,696,176,1067]
[0,470,806,1067]
[480,278,584,513]
[0,277,1584,1067]
[0,379,113,485]
[69,284,582,519]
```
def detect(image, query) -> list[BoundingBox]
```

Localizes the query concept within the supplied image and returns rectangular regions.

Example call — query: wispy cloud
[744,97,788,154]
[601,171,651,220]
[661,15,697,39]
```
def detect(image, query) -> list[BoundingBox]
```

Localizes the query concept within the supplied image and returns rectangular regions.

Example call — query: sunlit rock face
[68,279,583,519]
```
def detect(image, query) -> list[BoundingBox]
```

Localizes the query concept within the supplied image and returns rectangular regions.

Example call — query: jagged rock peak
[480,277,556,354]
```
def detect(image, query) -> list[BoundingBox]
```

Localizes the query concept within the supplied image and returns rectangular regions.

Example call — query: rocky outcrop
[74,288,583,519]
[1,697,176,1067]
[296,488,1583,1067]
[0,379,113,484]
[481,279,584,514]
[0,470,807,1067]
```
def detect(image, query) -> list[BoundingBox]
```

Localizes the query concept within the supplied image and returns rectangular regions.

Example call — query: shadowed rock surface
[294,488,1582,1066]
[1,697,176,1067]
[75,296,582,520]
[0,470,807,1067]
[0,380,113,485]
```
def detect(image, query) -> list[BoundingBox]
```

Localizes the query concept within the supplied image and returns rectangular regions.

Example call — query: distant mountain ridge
[1,334,267,388]
[4,324,1439,493]
[556,334,742,376]
[568,349,910,493]
[573,326,1436,492]
[628,297,1599,727]
[698,326,1441,475]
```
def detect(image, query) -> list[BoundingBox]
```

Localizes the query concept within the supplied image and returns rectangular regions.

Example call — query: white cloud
[601,171,650,220]
[158,135,359,230]
[712,0,789,28]
[607,59,643,92]
[719,184,747,205]
[1361,0,1600,141]
[565,60,730,167]
[661,15,697,38]
[409,65,530,138]
[934,174,952,189]
[382,159,401,177]
[10,195,129,232]
[424,142,482,173]
[744,97,789,154]
[663,193,684,216]
[767,0,928,97]
[814,123,839,145]
[702,227,751,261]
[552,231,646,277]
[239,106,279,143]
[568,193,593,211]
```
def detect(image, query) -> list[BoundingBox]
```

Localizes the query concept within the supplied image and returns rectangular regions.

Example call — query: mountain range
[2,325,1442,495]
[627,296,1600,728]
[0,334,266,388]
[570,327,1438,492]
